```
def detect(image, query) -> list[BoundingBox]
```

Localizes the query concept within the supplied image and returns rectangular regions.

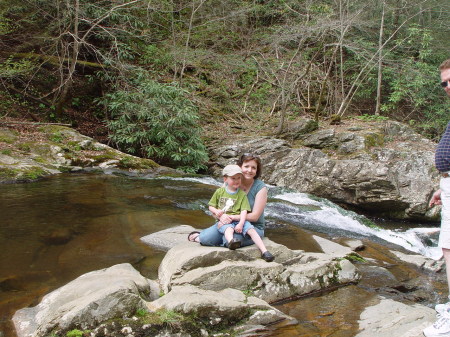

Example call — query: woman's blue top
[247,179,266,230]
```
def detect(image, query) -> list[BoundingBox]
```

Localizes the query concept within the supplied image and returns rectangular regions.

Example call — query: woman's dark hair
[237,153,262,179]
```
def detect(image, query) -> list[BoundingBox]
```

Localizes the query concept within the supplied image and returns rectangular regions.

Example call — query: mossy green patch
[17,142,32,152]
[20,166,47,180]
[345,253,367,263]
[0,167,18,179]
[47,131,64,143]
[364,132,385,149]
[0,166,46,182]
[0,129,18,143]
[66,329,89,337]
[0,149,12,155]
[118,156,158,170]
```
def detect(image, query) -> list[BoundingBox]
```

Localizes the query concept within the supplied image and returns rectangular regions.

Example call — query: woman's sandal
[187,231,200,242]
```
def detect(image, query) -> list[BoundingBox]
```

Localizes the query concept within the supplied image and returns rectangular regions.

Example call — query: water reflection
[0,173,214,336]
[0,172,443,337]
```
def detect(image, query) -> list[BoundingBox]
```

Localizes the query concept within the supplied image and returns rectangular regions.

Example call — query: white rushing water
[269,191,442,260]
[169,177,442,259]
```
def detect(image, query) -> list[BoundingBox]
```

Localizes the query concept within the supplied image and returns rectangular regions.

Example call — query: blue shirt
[436,122,450,173]
[246,179,267,230]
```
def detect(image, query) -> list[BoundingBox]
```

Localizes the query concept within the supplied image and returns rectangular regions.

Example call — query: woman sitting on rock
[188,153,274,262]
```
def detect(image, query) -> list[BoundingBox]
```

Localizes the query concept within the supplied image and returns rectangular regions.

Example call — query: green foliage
[21,166,46,180]
[381,26,449,137]
[135,308,147,317]
[156,309,183,323]
[0,14,13,34]
[102,76,209,173]
[141,45,173,70]
[66,329,84,337]
[0,57,35,79]
[48,132,64,143]
[355,114,388,122]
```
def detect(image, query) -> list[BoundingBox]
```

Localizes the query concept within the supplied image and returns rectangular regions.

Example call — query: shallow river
[0,172,444,336]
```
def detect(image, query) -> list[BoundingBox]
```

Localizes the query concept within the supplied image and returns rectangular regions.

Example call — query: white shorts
[438,176,450,249]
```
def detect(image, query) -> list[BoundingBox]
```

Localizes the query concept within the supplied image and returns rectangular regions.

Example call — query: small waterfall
[268,188,442,260]
[171,177,442,260]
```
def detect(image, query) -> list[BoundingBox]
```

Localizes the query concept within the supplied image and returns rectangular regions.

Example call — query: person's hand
[216,210,224,218]
[429,189,442,207]
[235,224,243,233]
[219,214,232,223]
[218,213,232,225]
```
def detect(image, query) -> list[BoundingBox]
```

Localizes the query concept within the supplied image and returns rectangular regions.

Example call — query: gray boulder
[147,284,297,334]
[12,263,156,337]
[356,296,436,337]
[154,228,360,303]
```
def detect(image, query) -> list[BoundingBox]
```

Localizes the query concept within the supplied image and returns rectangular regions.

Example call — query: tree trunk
[375,1,385,116]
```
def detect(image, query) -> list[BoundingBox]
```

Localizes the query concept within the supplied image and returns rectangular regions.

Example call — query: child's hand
[235,224,243,233]
[216,210,224,218]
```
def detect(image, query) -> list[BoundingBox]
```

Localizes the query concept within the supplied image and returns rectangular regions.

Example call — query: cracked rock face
[156,234,360,304]
[208,120,440,220]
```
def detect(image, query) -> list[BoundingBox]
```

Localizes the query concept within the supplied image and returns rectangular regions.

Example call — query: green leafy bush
[381,26,449,138]
[102,77,209,172]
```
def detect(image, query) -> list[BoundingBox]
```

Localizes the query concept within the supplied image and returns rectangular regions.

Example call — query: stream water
[0,172,444,336]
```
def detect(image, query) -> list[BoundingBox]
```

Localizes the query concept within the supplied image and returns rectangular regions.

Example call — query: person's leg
[236,226,264,247]
[219,222,241,249]
[199,224,225,246]
[224,226,235,244]
[440,177,450,293]
[240,222,274,262]
[246,228,267,253]
[424,178,450,336]
[444,248,450,292]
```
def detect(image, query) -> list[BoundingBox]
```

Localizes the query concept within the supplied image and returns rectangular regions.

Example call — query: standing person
[424,58,450,337]
[188,153,274,262]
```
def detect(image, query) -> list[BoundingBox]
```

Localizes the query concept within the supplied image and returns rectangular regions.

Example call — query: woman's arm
[246,186,267,222]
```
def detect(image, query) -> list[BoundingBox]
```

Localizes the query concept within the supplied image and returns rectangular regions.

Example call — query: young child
[208,164,274,261]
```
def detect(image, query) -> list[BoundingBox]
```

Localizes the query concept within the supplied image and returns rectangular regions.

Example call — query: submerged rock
[356,296,435,337]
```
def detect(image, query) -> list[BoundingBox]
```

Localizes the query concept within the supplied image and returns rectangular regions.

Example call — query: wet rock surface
[12,225,446,337]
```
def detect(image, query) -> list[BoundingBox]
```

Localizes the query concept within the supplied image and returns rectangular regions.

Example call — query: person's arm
[234,210,247,233]
[430,189,442,207]
[209,205,224,218]
[246,186,267,222]
[223,186,267,223]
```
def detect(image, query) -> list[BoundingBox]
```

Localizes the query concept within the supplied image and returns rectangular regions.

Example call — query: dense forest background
[0,0,449,172]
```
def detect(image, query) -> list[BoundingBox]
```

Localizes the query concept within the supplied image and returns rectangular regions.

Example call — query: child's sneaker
[261,251,275,262]
[424,310,450,337]
[227,238,241,250]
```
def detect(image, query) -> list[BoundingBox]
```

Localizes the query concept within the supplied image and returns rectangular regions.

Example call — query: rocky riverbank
[0,119,442,221]
[3,119,447,336]
[208,119,441,221]
[12,225,444,337]
[0,122,181,183]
